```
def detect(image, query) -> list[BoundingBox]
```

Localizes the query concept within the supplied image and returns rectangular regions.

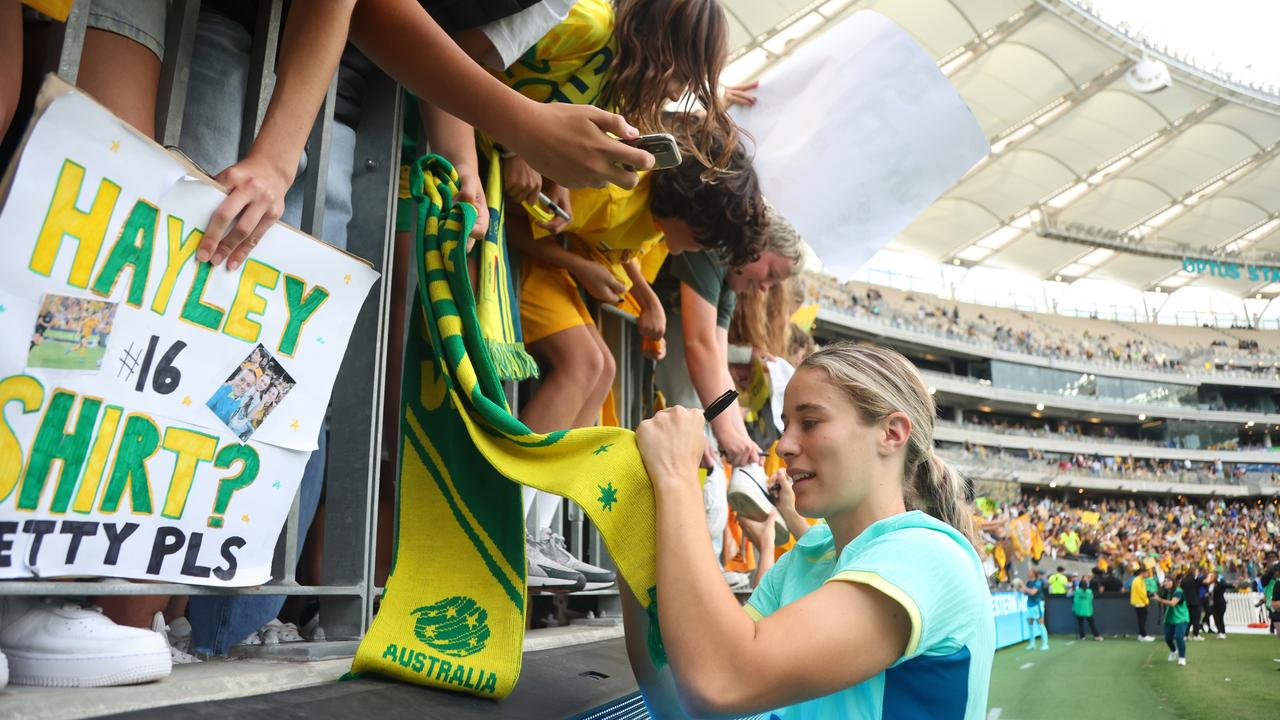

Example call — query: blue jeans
[179,8,355,655]
[1164,621,1187,658]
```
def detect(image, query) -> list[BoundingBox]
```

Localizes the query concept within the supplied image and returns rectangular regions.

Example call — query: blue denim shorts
[86,0,168,60]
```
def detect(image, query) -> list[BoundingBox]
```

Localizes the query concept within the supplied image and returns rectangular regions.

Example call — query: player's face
[777,367,884,519]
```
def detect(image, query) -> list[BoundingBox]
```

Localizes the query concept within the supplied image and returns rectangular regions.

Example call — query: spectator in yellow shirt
[1048,567,1069,595]
[1130,566,1155,641]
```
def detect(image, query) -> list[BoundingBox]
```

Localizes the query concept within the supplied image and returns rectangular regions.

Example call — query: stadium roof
[721,0,1280,298]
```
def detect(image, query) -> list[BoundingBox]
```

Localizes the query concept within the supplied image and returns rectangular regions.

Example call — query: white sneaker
[1217,633,1226,639]
[0,598,171,687]
[1141,636,1155,642]
[235,629,263,647]
[727,465,789,545]
[526,534,585,591]
[1191,635,1204,641]
[537,530,616,591]
[1168,651,1178,662]
[1177,657,1186,666]
[150,612,200,665]
[301,614,326,642]
[259,618,304,645]
[722,571,751,592]
[167,616,193,653]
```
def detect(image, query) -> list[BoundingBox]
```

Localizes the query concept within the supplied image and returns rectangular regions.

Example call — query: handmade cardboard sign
[0,79,377,585]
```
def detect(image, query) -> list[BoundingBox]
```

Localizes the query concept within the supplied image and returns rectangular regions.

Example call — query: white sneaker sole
[727,472,773,522]
[7,646,171,687]
[727,470,791,545]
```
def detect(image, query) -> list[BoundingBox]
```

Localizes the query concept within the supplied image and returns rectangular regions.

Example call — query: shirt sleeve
[716,285,737,329]
[670,253,737,329]
[826,528,982,663]
[744,552,792,620]
[480,2,576,70]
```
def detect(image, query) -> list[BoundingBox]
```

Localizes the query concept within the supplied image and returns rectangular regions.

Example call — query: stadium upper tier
[940,443,1280,497]
[806,275,1280,382]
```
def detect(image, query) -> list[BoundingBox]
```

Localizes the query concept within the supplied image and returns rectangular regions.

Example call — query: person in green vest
[1073,574,1102,641]
[1154,572,1190,666]
[1047,566,1069,595]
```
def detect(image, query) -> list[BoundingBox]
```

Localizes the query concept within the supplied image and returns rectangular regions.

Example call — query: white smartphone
[622,133,683,170]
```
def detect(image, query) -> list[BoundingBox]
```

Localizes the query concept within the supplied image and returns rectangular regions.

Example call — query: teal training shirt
[744,511,995,720]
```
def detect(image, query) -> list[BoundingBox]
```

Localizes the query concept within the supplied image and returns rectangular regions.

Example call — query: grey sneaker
[526,534,586,592]
[537,530,616,591]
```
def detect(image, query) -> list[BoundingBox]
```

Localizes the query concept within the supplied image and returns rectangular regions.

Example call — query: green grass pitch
[988,633,1279,719]
[26,337,108,371]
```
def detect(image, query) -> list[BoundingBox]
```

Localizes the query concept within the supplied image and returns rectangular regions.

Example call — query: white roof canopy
[722,0,1280,296]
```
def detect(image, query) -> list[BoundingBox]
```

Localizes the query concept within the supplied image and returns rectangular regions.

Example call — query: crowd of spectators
[942,412,1276,452]
[942,442,1280,487]
[801,272,1280,377]
[984,493,1280,593]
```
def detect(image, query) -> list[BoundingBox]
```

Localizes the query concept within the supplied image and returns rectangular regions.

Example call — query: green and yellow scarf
[349,156,664,699]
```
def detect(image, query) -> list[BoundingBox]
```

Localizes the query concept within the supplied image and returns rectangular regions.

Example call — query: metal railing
[8,0,648,644]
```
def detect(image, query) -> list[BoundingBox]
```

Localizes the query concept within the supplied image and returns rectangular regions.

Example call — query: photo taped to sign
[206,344,295,442]
[26,293,118,372]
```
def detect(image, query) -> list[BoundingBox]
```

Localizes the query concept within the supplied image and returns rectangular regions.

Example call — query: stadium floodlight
[1035,403,1045,411]
[1125,54,1172,93]
[1138,413,1146,421]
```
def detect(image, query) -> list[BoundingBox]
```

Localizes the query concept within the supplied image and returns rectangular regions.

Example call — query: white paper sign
[0,83,377,585]
[731,11,989,279]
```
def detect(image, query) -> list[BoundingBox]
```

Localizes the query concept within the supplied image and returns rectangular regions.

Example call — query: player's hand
[637,407,706,489]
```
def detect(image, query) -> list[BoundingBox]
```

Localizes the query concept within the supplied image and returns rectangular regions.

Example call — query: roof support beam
[969,60,1130,172]
[1071,140,1280,280]
[935,5,1044,77]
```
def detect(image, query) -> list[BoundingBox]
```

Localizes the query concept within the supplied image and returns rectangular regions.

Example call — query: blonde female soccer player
[626,342,994,719]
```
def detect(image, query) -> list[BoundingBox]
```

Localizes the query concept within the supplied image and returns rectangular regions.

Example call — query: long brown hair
[604,0,737,172]
[801,343,980,548]
[729,279,798,358]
